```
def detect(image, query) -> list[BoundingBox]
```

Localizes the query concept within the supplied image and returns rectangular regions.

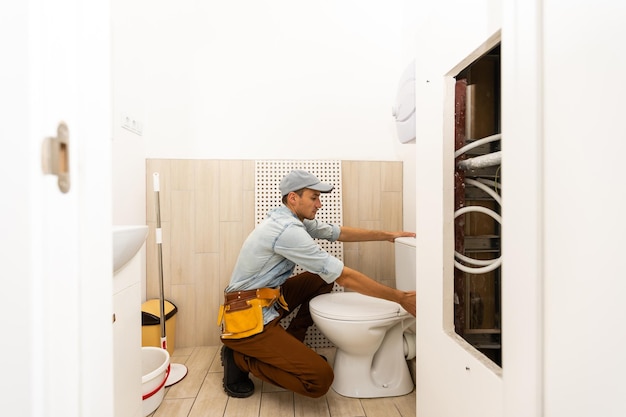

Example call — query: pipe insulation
[457,151,502,171]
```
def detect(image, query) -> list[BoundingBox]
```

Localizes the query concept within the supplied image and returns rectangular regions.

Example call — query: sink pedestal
[112,225,148,417]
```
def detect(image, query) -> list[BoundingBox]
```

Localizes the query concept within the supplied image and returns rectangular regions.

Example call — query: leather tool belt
[217,287,288,339]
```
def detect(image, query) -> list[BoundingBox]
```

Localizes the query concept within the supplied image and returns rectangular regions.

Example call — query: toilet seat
[310,292,408,321]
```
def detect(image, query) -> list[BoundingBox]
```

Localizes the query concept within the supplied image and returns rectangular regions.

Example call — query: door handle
[41,121,70,193]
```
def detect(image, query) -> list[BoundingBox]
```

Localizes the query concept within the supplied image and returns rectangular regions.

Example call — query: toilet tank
[395,237,416,291]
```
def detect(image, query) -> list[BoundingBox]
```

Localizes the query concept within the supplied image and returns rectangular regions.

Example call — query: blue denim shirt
[225,205,344,324]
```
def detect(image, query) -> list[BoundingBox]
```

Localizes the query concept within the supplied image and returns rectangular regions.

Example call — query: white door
[0,1,113,417]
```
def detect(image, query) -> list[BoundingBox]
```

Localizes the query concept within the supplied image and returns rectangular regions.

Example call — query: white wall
[505,2,626,416]
[112,0,417,232]
[501,1,543,415]
[540,2,626,416]
[415,0,626,416]
[414,1,504,416]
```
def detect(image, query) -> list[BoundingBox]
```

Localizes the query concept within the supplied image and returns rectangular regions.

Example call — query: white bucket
[141,347,170,416]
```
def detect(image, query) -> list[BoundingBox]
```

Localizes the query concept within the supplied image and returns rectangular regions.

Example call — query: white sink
[113,225,149,273]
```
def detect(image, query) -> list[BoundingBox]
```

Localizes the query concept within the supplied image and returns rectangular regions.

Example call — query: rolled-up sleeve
[303,219,341,242]
[274,224,344,283]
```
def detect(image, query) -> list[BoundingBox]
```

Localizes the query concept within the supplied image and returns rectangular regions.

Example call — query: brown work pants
[221,272,334,398]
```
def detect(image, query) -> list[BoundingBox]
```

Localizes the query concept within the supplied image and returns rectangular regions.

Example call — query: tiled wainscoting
[145,159,404,348]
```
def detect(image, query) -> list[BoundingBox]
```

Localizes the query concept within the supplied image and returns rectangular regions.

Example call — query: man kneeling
[217,170,416,398]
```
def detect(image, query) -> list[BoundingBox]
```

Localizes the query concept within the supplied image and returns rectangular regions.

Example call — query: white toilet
[310,237,416,398]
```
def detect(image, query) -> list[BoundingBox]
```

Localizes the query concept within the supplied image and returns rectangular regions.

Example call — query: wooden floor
[147,345,416,417]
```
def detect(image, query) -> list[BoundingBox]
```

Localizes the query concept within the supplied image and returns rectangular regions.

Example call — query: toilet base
[330,324,415,398]
[331,349,414,398]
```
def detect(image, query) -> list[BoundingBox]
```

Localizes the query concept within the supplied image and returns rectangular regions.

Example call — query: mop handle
[153,173,162,243]
[153,172,166,339]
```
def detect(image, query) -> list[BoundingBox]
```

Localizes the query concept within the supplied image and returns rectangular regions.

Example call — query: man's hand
[386,231,416,243]
[398,291,416,317]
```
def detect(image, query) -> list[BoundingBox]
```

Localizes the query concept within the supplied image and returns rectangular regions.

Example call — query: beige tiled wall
[146,159,403,347]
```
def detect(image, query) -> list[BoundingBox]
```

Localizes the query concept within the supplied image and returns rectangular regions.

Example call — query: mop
[153,172,188,386]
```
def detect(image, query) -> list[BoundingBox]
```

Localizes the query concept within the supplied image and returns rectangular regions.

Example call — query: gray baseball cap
[279,170,334,197]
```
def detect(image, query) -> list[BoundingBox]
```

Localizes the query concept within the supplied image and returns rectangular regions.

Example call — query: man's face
[293,188,323,220]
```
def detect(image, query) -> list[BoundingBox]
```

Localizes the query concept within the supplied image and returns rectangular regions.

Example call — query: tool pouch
[217,299,265,339]
[217,288,288,340]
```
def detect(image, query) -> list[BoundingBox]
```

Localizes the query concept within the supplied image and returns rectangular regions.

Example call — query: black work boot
[220,345,254,398]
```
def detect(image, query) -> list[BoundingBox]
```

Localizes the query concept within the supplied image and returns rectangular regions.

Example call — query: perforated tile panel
[255,160,343,348]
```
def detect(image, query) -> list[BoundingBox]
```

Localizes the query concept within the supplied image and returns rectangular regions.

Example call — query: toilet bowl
[310,291,415,398]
